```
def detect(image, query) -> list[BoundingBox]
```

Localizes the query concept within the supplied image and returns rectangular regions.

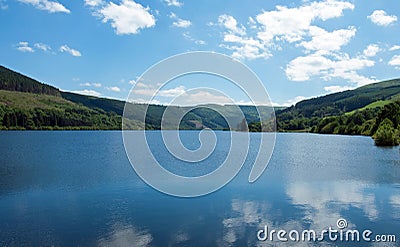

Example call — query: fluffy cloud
[106,86,121,92]
[218,1,355,60]
[169,12,191,28]
[275,96,307,107]
[389,45,400,51]
[172,91,232,106]
[164,0,182,7]
[388,55,400,69]
[165,0,183,7]
[299,26,356,53]
[84,0,104,7]
[59,45,82,57]
[218,14,246,36]
[16,41,34,52]
[80,82,102,88]
[132,85,184,97]
[17,0,70,13]
[286,53,376,86]
[218,15,268,60]
[130,84,241,106]
[158,85,185,97]
[71,89,101,97]
[255,0,354,44]
[34,42,51,52]
[99,0,155,35]
[368,10,397,26]
[363,44,381,57]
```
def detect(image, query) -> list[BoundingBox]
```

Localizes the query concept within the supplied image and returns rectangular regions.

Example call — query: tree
[373,118,399,146]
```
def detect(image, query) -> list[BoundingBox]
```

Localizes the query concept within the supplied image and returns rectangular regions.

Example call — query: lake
[0,131,399,246]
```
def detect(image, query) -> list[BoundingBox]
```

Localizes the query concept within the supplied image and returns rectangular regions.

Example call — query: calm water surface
[0,131,399,246]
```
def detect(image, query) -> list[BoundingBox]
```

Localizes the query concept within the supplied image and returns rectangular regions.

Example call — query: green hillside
[0,90,122,130]
[276,79,400,131]
[0,65,276,130]
[270,78,400,146]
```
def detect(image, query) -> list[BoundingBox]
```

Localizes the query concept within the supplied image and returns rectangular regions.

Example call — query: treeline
[0,66,60,96]
[271,101,400,146]
[0,105,121,130]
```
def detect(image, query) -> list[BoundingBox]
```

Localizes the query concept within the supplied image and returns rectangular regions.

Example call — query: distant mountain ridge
[0,65,276,130]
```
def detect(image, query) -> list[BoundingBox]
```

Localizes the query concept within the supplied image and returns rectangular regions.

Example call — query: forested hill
[0,65,60,96]
[278,79,400,118]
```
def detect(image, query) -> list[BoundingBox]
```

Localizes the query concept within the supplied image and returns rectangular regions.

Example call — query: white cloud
[99,0,155,35]
[132,85,184,97]
[368,10,397,26]
[164,0,182,7]
[130,98,161,105]
[218,1,355,60]
[218,14,246,36]
[59,45,82,57]
[255,0,354,44]
[172,19,191,28]
[84,0,104,7]
[299,26,356,53]
[17,0,70,13]
[173,91,232,106]
[286,52,377,86]
[169,12,191,28]
[218,14,269,60]
[324,85,355,93]
[34,42,51,52]
[130,84,243,106]
[106,86,121,92]
[71,89,101,97]
[274,96,307,107]
[158,85,185,97]
[16,41,34,52]
[80,82,102,88]
[220,36,270,60]
[389,45,400,51]
[363,44,381,57]
[388,55,400,69]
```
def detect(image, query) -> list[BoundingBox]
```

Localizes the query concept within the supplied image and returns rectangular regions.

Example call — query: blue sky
[1,0,400,106]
